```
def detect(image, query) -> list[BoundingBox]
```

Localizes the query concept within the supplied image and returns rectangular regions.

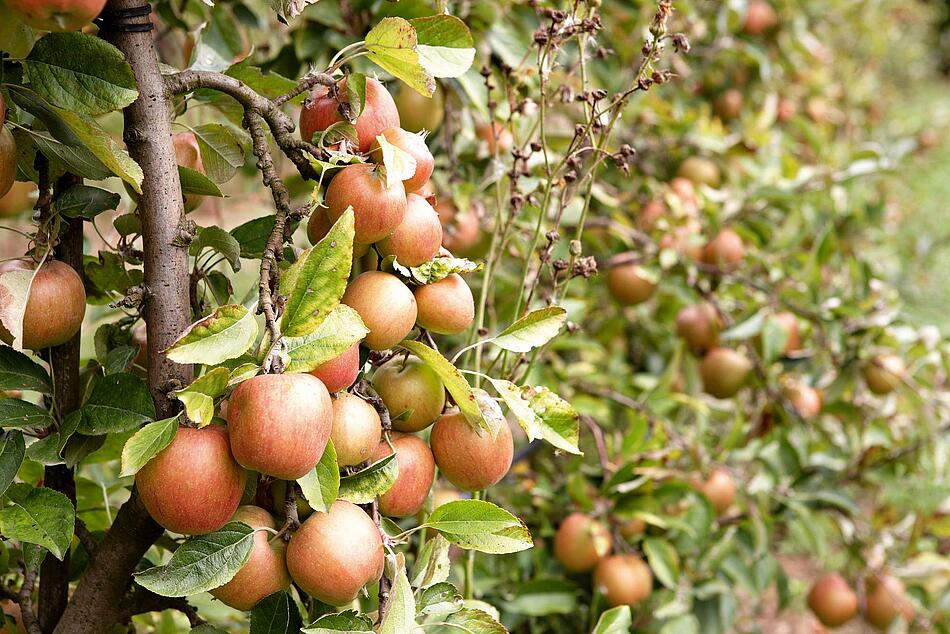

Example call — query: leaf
[398,340,485,433]
[473,388,505,439]
[0,431,25,496]
[720,311,765,341]
[0,399,53,429]
[488,378,541,442]
[279,210,355,338]
[54,108,144,193]
[268,0,319,23]
[26,410,79,465]
[0,347,51,394]
[77,373,155,435]
[492,307,567,353]
[105,346,138,375]
[226,61,298,101]
[416,581,461,616]
[338,453,398,505]
[411,533,451,589]
[85,251,143,294]
[423,500,533,554]
[410,16,476,78]
[284,305,367,373]
[189,226,242,272]
[178,166,224,197]
[24,33,137,115]
[297,440,339,514]
[192,123,245,183]
[174,368,230,427]
[377,553,416,634]
[393,256,482,285]
[0,267,37,351]
[761,315,790,364]
[134,522,255,597]
[375,133,417,189]
[232,215,300,260]
[250,591,303,634]
[520,386,581,455]
[165,305,259,366]
[54,184,121,219]
[591,606,632,634]
[0,483,75,560]
[643,537,679,589]
[120,417,179,477]
[12,127,113,182]
[506,579,577,616]
[191,626,230,634]
[303,610,373,633]
[365,18,435,98]
[434,608,507,634]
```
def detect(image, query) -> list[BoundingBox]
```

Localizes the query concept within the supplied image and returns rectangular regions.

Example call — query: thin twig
[18,569,41,634]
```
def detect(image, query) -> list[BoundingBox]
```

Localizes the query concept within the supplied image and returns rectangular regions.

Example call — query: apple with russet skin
[329,392,382,467]
[692,468,736,515]
[341,271,417,350]
[0,259,86,350]
[209,506,291,611]
[324,163,407,245]
[299,77,399,153]
[553,513,613,573]
[605,257,657,306]
[310,343,361,393]
[700,348,752,399]
[5,0,106,31]
[864,574,914,630]
[701,228,745,270]
[430,409,513,492]
[676,302,721,351]
[286,500,384,606]
[394,82,444,133]
[136,425,246,535]
[227,373,332,480]
[862,354,905,395]
[371,355,445,433]
[593,555,653,607]
[0,126,15,199]
[378,193,443,266]
[370,128,434,193]
[413,274,475,335]
[807,573,858,628]
[677,156,720,187]
[372,432,435,518]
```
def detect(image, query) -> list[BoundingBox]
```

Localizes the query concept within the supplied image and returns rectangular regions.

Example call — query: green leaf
[488,378,541,442]
[423,500,533,554]
[432,608,507,634]
[0,431,25,496]
[720,311,764,341]
[473,388,505,439]
[178,166,224,197]
[54,184,121,220]
[506,579,577,616]
[377,553,416,634]
[297,440,339,514]
[279,209,355,338]
[520,385,581,455]
[338,453,398,505]
[761,315,790,364]
[26,410,79,465]
[191,123,245,183]
[191,626,230,634]
[410,16,476,78]
[0,483,75,560]
[643,537,679,589]
[165,305,259,366]
[54,108,144,193]
[250,591,302,634]
[410,533,451,589]
[120,417,179,477]
[0,399,53,429]
[173,368,230,428]
[375,133,417,189]
[365,18,435,98]
[302,610,372,633]
[591,606,632,634]
[492,307,567,353]
[416,581,460,616]
[133,522,256,597]
[284,305,367,373]
[84,252,143,295]
[24,33,137,115]
[0,2,34,57]
[398,340,485,433]
[189,226,242,272]
[12,127,113,182]
[226,62,298,101]
[0,347,51,394]
[77,373,155,435]
[392,255,482,285]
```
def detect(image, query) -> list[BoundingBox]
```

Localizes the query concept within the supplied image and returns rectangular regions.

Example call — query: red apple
[0,127,15,199]
[330,392,382,467]
[593,555,653,607]
[0,259,85,350]
[378,193,443,266]
[341,272,417,350]
[430,409,513,492]
[807,573,858,628]
[324,163,407,245]
[693,468,736,515]
[676,303,721,351]
[372,432,435,518]
[413,274,475,335]
[370,128,434,193]
[300,77,399,153]
[371,355,445,433]
[701,228,745,270]
[310,343,361,393]
[700,348,752,399]
[553,513,612,573]
[605,258,657,306]
[6,0,106,31]
[864,574,914,630]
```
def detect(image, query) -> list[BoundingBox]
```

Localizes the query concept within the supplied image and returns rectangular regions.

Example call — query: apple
[553,512,612,573]
[324,163,407,245]
[668,177,700,214]
[700,348,752,398]
[370,128,434,193]
[693,468,736,515]
[329,392,382,467]
[300,76,399,153]
[637,200,666,232]
[0,600,23,634]
[0,127,14,199]
[5,0,106,31]
[227,373,332,480]
[378,193,443,266]
[477,121,514,154]
[659,219,704,260]
[341,271,417,350]
[310,343,361,393]
[777,98,797,122]
[862,354,905,395]
[0,181,37,218]
[0,259,86,350]
[430,409,513,492]
[136,426,246,535]
[371,355,445,432]
[619,517,647,541]
[131,322,148,368]
[593,555,653,607]
[173,132,205,213]
[743,1,779,36]
[701,228,745,270]
[714,89,743,121]
[209,506,291,610]
[372,432,435,517]
[413,274,475,335]
[605,258,656,306]
[677,156,720,187]
[439,202,482,255]
[675,303,721,351]
[864,574,914,630]
[783,382,821,419]
[772,311,800,354]
[807,573,857,627]
[394,83,444,133]
[286,500,384,606]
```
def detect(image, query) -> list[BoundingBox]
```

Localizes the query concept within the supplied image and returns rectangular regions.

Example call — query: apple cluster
[807,572,914,630]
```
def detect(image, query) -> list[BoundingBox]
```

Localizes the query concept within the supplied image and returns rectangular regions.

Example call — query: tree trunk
[52,2,193,631]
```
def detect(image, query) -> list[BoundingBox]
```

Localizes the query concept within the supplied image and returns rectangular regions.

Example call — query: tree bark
[52,3,193,632]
